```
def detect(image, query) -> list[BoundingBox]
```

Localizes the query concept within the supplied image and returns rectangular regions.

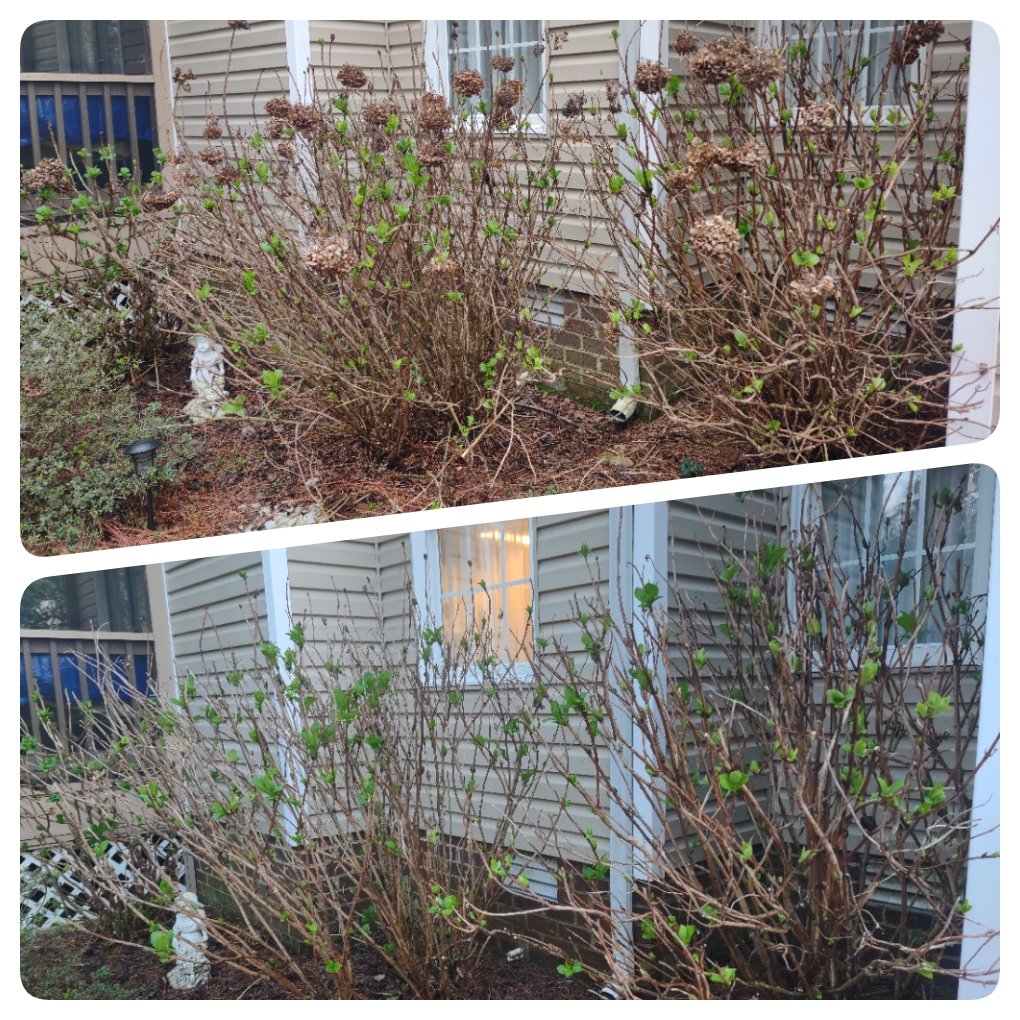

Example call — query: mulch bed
[21,925,601,1000]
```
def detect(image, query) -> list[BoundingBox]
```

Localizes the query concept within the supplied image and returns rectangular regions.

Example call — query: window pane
[473,587,503,657]
[440,527,470,593]
[469,522,502,587]
[449,20,543,116]
[442,592,469,648]
[503,519,531,582]
[505,583,532,663]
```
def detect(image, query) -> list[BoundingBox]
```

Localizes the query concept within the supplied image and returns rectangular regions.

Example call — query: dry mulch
[97,354,747,548]
[21,925,601,1000]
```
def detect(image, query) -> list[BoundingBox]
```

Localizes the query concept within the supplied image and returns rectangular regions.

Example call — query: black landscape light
[124,438,163,531]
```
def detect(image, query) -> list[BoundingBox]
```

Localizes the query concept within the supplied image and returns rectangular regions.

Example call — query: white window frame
[423,19,548,134]
[410,519,538,685]
[757,20,931,122]
[790,466,996,669]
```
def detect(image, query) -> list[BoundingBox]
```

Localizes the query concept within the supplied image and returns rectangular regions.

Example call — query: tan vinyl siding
[307,21,389,95]
[166,20,289,146]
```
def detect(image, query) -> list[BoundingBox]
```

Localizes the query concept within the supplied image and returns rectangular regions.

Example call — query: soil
[95,352,749,550]
[20,925,602,1000]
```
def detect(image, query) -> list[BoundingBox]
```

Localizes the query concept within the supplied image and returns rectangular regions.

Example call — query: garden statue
[167,892,210,990]
[185,335,229,421]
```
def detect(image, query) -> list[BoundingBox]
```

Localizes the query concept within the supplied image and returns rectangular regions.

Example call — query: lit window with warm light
[439,520,532,663]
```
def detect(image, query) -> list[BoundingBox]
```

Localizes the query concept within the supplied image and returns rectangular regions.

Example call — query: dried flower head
[175,166,197,188]
[489,109,518,128]
[732,46,784,89]
[418,93,453,132]
[673,30,699,56]
[364,100,399,127]
[689,216,741,259]
[417,142,449,166]
[173,67,197,92]
[227,20,250,30]
[685,143,721,175]
[903,20,945,48]
[561,91,586,118]
[21,158,74,194]
[266,115,288,139]
[142,186,183,211]
[799,99,837,136]
[264,97,292,118]
[495,79,525,108]
[202,116,223,140]
[198,147,225,164]
[716,140,768,172]
[689,38,743,84]
[305,238,358,277]
[634,59,670,94]
[213,164,242,186]
[452,69,485,97]
[276,140,296,160]
[788,270,836,308]
[605,80,622,113]
[336,64,368,89]
[663,168,695,191]
[490,55,516,73]
[290,104,323,134]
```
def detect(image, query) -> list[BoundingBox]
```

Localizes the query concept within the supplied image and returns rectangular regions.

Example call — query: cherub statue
[187,335,229,418]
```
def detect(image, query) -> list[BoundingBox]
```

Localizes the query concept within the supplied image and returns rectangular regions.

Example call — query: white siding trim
[947,22,999,445]
[958,475,1000,997]
[285,20,313,104]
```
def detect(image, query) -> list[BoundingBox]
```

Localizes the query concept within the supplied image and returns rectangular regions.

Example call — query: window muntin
[439,519,532,663]
[818,465,992,643]
[447,20,545,122]
[777,20,913,107]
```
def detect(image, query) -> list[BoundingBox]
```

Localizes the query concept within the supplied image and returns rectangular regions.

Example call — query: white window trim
[756,20,931,123]
[422,19,549,135]
[790,467,996,669]
[410,520,537,685]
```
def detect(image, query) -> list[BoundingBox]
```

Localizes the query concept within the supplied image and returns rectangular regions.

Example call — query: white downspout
[284,20,313,105]
[946,22,1000,445]
[957,476,1000,996]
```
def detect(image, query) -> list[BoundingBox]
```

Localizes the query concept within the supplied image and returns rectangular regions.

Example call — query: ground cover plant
[570,21,991,459]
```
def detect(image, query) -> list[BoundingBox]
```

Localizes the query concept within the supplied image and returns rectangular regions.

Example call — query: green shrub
[20,302,191,553]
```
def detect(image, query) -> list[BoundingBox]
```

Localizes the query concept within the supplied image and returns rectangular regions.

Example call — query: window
[439,520,533,664]
[813,465,995,647]
[21,21,152,75]
[425,20,547,131]
[763,21,915,107]
[20,567,152,634]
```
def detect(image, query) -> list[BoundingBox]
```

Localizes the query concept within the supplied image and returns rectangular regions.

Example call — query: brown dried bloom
[689,216,741,260]
[490,55,516,73]
[417,142,449,166]
[21,158,74,194]
[336,64,368,89]
[495,79,525,108]
[202,116,223,140]
[418,94,453,132]
[673,30,699,56]
[305,238,358,277]
[561,91,586,118]
[227,20,250,30]
[634,59,670,94]
[605,80,622,113]
[174,166,196,188]
[264,97,292,118]
[452,69,485,97]
[689,38,743,85]
[173,67,197,92]
[290,104,322,134]
[716,140,768,172]
[198,147,225,164]
[799,99,837,136]
[213,164,242,186]
[733,46,784,89]
[685,143,721,175]
[788,271,836,307]
[489,109,518,128]
[663,168,695,191]
[276,140,296,160]
[903,20,945,48]
[266,115,288,139]
[142,187,182,211]
[364,100,399,127]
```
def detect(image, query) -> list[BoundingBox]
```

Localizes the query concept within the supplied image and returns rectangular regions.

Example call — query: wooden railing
[20,73,158,186]
[20,630,155,747]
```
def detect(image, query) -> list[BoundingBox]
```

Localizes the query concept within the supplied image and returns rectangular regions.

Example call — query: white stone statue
[186,335,229,421]
[167,891,211,990]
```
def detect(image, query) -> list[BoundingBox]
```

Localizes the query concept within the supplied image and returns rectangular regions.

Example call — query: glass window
[447,20,545,118]
[439,519,532,663]
[818,465,993,643]
[21,567,152,633]
[779,21,912,106]
[20,21,152,76]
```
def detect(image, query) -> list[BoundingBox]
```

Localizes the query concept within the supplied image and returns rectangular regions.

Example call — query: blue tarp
[20,652,151,706]
[20,93,153,149]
